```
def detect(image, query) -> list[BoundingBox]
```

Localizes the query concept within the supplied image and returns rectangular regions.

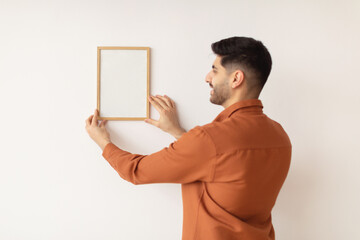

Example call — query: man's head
[205,36,272,108]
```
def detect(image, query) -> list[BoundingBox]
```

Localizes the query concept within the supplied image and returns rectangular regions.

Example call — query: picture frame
[96,46,150,121]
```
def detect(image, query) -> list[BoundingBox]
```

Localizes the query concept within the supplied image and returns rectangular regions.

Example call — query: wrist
[173,128,186,140]
[99,139,111,151]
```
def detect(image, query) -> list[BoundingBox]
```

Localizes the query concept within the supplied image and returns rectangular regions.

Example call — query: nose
[205,71,212,84]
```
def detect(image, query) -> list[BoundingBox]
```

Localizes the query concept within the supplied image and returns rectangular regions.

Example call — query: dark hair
[211,36,272,93]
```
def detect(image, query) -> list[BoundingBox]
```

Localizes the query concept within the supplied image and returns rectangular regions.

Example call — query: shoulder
[199,118,241,140]
[176,124,215,146]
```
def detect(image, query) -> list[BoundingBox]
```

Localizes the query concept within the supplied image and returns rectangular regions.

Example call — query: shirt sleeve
[101,126,217,185]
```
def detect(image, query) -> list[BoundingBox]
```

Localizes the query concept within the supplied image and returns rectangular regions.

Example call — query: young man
[85,36,292,240]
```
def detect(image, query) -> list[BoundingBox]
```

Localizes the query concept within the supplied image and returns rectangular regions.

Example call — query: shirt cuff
[102,142,118,159]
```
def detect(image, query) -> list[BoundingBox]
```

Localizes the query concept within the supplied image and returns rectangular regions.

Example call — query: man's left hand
[85,109,111,150]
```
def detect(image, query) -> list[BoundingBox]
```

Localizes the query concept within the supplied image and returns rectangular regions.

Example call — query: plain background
[1,0,359,239]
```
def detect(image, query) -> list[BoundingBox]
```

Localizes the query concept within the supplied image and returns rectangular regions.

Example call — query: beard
[210,81,231,106]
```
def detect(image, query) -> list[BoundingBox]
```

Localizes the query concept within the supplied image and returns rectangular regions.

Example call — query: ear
[231,70,244,88]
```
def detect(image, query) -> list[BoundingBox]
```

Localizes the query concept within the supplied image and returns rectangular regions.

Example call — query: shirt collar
[212,98,264,122]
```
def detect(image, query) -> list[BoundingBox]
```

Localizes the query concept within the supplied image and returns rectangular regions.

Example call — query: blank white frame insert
[97,46,150,121]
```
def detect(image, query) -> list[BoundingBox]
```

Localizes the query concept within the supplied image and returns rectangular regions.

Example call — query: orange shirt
[102,98,292,240]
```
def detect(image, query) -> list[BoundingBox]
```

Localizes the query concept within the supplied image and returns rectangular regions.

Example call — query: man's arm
[102,126,216,185]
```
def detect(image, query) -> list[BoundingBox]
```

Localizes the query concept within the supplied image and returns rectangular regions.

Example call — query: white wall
[1,0,359,239]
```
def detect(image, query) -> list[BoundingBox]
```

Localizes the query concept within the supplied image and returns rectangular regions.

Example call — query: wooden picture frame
[97,46,150,121]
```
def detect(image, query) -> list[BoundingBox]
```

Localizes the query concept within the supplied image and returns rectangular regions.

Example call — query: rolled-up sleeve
[102,126,217,185]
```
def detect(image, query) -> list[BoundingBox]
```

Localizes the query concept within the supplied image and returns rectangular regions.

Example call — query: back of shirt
[206,113,291,217]
[181,99,292,240]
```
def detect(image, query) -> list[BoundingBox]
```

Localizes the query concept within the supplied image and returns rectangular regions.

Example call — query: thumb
[144,118,158,127]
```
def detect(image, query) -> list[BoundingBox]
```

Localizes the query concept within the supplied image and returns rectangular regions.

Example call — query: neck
[222,92,259,108]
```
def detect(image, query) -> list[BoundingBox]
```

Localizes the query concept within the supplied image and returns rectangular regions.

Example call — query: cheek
[212,76,221,86]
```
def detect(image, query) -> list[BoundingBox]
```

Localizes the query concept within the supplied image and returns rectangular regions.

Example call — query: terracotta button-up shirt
[102,98,292,240]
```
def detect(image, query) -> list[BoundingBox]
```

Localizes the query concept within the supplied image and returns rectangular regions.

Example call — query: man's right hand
[145,95,186,140]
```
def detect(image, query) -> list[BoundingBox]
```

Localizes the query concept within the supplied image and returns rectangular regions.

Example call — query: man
[85,36,292,240]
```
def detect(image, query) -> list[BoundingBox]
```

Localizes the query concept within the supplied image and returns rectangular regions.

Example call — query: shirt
[102,98,292,240]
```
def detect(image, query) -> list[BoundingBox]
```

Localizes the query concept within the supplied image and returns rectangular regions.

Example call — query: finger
[86,115,94,126]
[152,95,169,110]
[148,96,164,113]
[92,109,98,126]
[157,95,173,108]
[85,115,92,126]
[144,117,159,127]
[100,119,107,127]
[163,95,174,108]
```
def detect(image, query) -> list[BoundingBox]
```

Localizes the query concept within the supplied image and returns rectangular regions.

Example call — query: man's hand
[85,109,111,150]
[145,95,187,140]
